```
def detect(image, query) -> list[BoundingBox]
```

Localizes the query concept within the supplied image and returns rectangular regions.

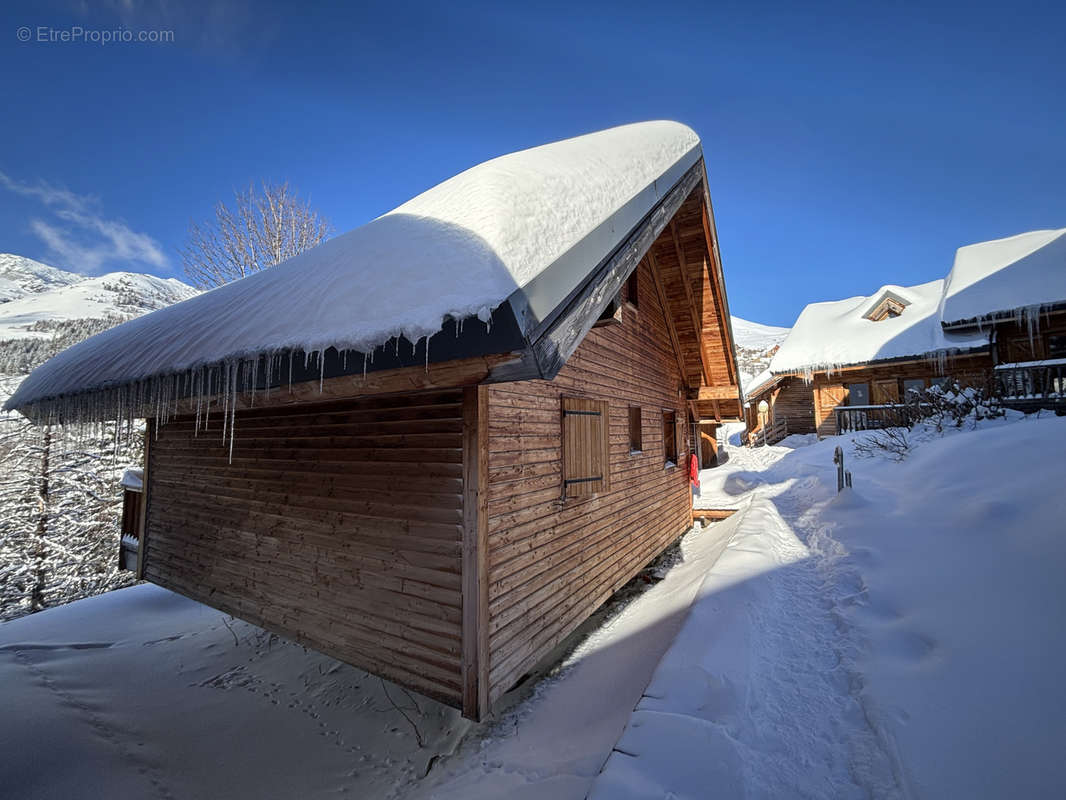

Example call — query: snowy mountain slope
[731,316,790,352]
[0,254,84,304]
[730,315,790,392]
[0,269,198,340]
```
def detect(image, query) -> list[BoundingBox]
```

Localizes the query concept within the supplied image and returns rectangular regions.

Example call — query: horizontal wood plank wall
[144,390,465,707]
[484,258,692,703]
[811,354,993,436]
[773,377,816,434]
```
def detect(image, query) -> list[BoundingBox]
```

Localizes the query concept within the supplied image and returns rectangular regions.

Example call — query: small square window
[847,383,870,406]
[628,406,642,453]
[663,410,677,466]
[625,269,639,308]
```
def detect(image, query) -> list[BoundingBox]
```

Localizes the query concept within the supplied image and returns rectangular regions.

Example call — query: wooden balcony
[995,359,1066,411]
[835,403,929,433]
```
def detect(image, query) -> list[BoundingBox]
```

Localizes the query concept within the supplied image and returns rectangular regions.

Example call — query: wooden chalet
[761,280,993,438]
[742,371,814,445]
[6,122,742,720]
[750,227,1065,439]
[940,228,1066,413]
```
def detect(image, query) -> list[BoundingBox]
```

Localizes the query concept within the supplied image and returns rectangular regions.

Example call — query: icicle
[228,364,238,464]
[424,335,430,371]
[319,349,325,393]
[221,361,230,444]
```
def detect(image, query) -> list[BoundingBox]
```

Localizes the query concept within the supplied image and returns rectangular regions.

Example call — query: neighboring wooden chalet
[939,228,1066,413]
[765,280,993,437]
[6,122,742,720]
[742,371,815,445]
[756,227,1065,438]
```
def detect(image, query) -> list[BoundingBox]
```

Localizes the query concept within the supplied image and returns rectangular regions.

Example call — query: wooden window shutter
[562,397,611,497]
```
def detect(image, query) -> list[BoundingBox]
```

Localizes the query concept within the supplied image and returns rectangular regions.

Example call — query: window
[863,290,910,322]
[593,294,622,327]
[562,397,611,497]
[625,268,639,308]
[902,378,925,397]
[663,410,678,466]
[628,406,642,453]
[1049,335,1066,358]
[847,383,870,406]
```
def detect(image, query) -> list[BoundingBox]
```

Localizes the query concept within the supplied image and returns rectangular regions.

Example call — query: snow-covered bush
[852,425,911,461]
[911,380,1004,432]
[853,380,1004,461]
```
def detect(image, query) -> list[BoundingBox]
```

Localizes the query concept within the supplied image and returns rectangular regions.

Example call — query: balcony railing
[995,359,1066,402]
[835,403,930,433]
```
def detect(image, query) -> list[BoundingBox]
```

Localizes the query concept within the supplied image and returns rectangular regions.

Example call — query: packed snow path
[593,435,901,797]
[592,416,1066,798]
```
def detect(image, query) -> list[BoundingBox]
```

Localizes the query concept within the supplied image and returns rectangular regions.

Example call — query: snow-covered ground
[594,412,1066,798]
[3,412,1064,798]
[0,511,739,799]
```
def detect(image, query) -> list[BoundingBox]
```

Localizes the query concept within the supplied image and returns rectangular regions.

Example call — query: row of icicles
[15,329,461,464]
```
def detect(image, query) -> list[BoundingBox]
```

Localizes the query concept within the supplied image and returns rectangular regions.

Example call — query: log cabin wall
[483,258,694,704]
[810,354,993,436]
[770,377,816,435]
[142,390,466,707]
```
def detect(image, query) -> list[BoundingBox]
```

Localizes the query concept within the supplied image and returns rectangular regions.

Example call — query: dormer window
[864,291,910,322]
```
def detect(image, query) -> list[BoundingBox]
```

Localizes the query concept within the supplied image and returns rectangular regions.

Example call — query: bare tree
[181,181,333,289]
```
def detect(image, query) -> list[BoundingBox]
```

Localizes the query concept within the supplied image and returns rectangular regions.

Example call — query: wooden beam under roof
[647,252,691,388]
[669,220,715,387]
[699,189,739,387]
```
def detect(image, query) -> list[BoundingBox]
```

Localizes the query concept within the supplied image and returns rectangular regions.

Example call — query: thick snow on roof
[6,121,700,412]
[940,228,1066,326]
[743,368,778,399]
[770,280,988,376]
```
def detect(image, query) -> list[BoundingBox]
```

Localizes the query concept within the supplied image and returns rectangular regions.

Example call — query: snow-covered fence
[835,403,930,433]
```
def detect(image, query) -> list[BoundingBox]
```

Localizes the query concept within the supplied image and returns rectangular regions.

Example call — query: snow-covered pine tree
[0,319,142,621]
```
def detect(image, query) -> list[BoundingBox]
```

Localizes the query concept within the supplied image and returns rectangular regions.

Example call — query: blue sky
[1,0,1063,327]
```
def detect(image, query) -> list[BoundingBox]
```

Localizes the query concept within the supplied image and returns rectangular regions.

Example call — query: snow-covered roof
[770,280,989,376]
[743,369,779,399]
[940,228,1066,327]
[6,121,701,414]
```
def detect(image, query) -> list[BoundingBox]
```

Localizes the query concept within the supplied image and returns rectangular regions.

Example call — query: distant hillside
[731,316,790,392]
[0,254,84,303]
[0,254,198,341]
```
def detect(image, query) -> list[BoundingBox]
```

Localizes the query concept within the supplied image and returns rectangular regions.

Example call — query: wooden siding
[143,390,466,706]
[810,354,993,436]
[645,186,741,421]
[993,310,1066,364]
[484,258,693,702]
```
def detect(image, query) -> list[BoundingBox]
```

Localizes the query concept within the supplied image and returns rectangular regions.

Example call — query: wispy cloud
[0,170,168,274]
